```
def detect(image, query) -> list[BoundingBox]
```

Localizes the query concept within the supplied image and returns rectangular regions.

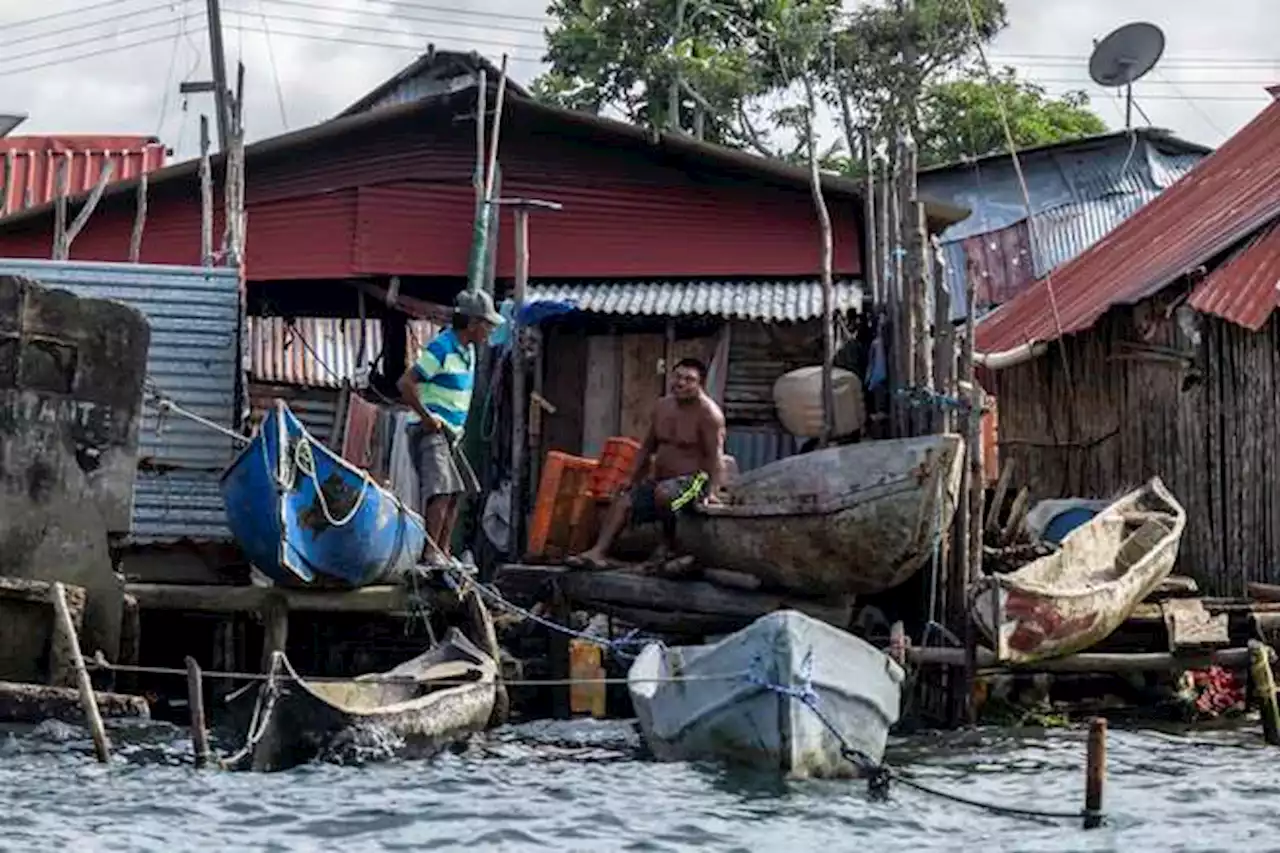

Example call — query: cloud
[0,0,1273,161]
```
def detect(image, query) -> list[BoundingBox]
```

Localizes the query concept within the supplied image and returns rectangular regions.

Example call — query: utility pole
[182,0,230,152]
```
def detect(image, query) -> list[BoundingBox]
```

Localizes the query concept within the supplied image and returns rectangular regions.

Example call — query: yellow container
[568,639,607,718]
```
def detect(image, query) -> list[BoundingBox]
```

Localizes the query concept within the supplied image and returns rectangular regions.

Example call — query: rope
[86,653,739,687]
[144,380,250,445]
[749,658,1094,823]
[292,434,369,527]
[441,567,655,660]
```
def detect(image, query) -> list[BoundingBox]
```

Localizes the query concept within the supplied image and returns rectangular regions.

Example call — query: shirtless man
[570,357,726,569]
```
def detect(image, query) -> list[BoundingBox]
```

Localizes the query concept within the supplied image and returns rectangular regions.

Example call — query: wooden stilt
[51,582,110,763]
[1083,717,1106,829]
[1249,640,1280,745]
[185,656,212,768]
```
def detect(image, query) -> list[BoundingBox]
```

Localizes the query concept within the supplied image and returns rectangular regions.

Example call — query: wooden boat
[223,628,497,772]
[628,610,904,778]
[674,434,965,596]
[220,399,426,587]
[969,476,1187,664]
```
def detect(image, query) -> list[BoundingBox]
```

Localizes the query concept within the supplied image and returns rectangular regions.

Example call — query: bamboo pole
[51,582,110,763]
[128,172,149,263]
[1249,639,1280,746]
[861,127,880,306]
[1083,717,1106,829]
[802,75,836,447]
[185,656,212,768]
[199,115,213,265]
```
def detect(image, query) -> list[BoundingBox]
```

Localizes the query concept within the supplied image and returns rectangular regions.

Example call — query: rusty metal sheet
[1,135,165,216]
[978,94,1280,352]
[960,220,1036,313]
[1187,221,1280,331]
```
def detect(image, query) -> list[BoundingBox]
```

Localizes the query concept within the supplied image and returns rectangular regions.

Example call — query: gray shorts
[409,423,480,504]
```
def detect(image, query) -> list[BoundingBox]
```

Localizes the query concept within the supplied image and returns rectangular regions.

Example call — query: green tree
[916,67,1109,167]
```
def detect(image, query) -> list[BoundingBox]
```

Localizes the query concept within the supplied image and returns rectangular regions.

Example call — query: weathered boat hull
[675,434,965,596]
[220,399,426,588]
[629,610,903,778]
[224,629,496,772]
[970,476,1187,664]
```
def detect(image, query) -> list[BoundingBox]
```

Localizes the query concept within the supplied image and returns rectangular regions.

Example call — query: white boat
[628,610,904,778]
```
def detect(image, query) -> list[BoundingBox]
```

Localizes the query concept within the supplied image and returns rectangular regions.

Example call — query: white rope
[292,435,369,528]
[150,396,250,445]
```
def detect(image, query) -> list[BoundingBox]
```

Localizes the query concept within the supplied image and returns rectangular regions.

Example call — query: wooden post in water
[51,582,110,763]
[1248,640,1280,745]
[185,656,212,768]
[1083,717,1107,829]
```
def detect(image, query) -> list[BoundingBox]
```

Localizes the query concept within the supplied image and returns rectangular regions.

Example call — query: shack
[976,87,1280,596]
[918,129,1210,322]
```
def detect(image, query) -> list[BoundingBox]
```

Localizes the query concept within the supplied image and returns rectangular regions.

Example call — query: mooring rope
[750,664,1094,823]
[86,653,737,688]
[440,566,657,660]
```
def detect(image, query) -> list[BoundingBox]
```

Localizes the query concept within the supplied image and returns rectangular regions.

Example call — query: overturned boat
[628,610,904,778]
[220,399,426,587]
[224,628,497,772]
[970,477,1187,664]
[675,434,965,596]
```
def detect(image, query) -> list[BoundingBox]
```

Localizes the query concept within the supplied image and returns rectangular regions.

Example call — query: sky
[0,0,1276,162]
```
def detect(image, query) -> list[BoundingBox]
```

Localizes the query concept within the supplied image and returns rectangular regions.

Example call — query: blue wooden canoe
[220,399,427,587]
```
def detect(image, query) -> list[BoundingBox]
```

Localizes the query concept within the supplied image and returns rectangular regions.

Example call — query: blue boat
[220,399,427,587]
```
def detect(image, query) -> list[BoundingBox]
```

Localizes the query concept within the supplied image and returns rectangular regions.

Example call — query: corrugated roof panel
[0,257,240,543]
[525,279,863,322]
[1,135,166,216]
[1188,222,1280,331]
[978,95,1280,352]
[247,316,383,388]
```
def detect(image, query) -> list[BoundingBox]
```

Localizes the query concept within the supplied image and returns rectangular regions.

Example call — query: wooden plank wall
[620,334,665,440]
[724,320,823,426]
[995,304,1280,595]
[540,328,587,456]
[581,335,621,458]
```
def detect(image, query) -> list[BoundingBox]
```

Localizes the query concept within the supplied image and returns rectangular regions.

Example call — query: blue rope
[442,567,656,659]
[745,656,1091,822]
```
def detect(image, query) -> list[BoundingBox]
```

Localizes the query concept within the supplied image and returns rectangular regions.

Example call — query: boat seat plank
[1161,598,1230,650]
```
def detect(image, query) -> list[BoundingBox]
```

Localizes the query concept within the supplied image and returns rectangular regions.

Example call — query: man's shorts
[630,471,709,524]
[408,423,479,505]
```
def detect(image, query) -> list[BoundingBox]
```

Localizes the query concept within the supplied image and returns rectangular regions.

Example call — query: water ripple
[2,719,1279,851]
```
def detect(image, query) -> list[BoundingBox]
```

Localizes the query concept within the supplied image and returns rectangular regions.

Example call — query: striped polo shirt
[410,328,475,437]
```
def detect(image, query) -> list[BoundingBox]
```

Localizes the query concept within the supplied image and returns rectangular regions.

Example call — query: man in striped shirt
[397,289,503,562]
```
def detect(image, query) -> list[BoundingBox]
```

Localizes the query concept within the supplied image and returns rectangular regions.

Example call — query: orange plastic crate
[527,451,598,559]
[588,436,642,497]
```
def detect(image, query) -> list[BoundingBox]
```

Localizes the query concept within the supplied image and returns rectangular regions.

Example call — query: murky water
[1,717,1277,852]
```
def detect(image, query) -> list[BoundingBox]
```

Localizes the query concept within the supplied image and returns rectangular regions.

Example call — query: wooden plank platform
[124,583,415,614]
[495,564,855,633]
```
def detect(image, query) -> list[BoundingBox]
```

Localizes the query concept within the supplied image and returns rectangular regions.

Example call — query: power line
[223,8,543,53]
[0,28,202,78]
[990,52,1280,67]
[226,19,544,61]
[238,0,545,38]
[0,0,152,30]
[255,0,290,131]
[0,16,184,66]
[0,1,176,49]
[260,0,550,28]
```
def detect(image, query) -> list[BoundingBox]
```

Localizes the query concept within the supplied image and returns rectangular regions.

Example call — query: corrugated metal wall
[0,258,240,543]
[1,136,166,217]
[724,320,823,425]
[249,383,341,447]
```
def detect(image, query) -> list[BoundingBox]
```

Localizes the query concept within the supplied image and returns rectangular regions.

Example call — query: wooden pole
[959,258,979,724]
[483,55,509,204]
[802,75,836,447]
[199,115,213,265]
[51,157,68,260]
[185,656,212,768]
[861,127,880,306]
[51,582,110,763]
[511,206,530,559]
[204,0,231,152]
[1249,639,1280,745]
[129,172,149,263]
[1084,717,1106,829]
[62,161,115,257]
[260,594,289,673]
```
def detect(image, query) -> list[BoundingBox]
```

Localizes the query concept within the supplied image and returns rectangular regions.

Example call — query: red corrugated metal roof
[0,134,166,217]
[977,92,1280,353]
[1187,221,1280,331]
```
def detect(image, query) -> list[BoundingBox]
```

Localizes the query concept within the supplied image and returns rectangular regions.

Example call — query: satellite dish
[1089,22,1165,129]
